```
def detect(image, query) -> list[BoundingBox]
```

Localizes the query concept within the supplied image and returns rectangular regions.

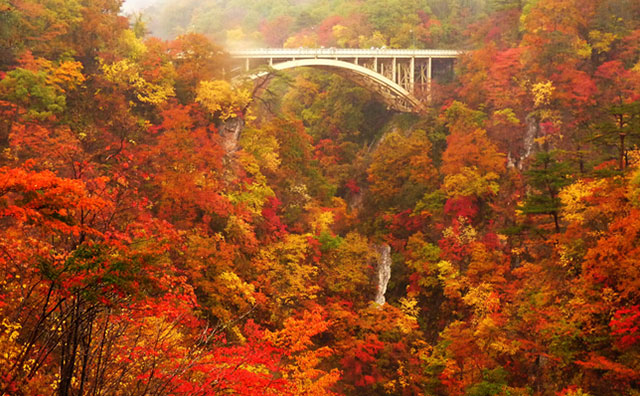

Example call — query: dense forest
[1,0,639,395]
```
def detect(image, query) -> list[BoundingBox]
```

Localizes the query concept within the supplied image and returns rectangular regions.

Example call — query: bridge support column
[392,57,397,84]
[245,58,250,72]
[410,57,415,92]
[374,57,378,72]
[426,57,433,100]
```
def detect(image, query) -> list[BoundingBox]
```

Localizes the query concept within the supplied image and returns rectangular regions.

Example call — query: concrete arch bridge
[229,48,461,113]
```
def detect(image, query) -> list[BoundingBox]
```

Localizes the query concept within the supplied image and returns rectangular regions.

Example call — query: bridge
[228,48,461,112]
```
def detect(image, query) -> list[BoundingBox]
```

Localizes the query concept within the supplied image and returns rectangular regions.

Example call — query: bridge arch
[248,59,425,113]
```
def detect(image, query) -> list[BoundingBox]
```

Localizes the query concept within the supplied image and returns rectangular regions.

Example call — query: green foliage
[465,367,509,396]
[520,150,573,230]
[0,57,84,119]
[318,231,344,252]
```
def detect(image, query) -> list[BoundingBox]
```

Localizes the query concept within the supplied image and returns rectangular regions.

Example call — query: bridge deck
[229,48,461,59]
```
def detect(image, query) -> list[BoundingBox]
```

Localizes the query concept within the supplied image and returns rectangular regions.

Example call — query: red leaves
[610,306,640,349]
[444,196,478,219]
[595,60,627,81]
[340,334,384,386]
[383,209,430,251]
[344,178,360,194]
[551,64,597,109]
[575,353,639,383]
[259,196,287,240]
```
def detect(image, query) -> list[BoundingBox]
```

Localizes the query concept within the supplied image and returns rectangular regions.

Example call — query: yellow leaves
[287,183,311,208]
[559,181,592,224]
[463,283,498,317]
[196,80,251,121]
[1,318,21,342]
[225,27,246,44]
[559,178,608,225]
[255,234,320,307]
[360,31,387,48]
[283,33,319,48]
[437,260,464,299]
[218,271,256,305]
[100,59,174,104]
[398,296,419,318]
[492,108,520,126]
[224,214,255,241]
[588,30,617,54]
[396,297,419,334]
[332,24,360,48]
[573,38,592,59]
[239,127,281,172]
[309,210,334,235]
[46,60,85,92]
[101,58,136,81]
[322,232,375,297]
[458,284,521,357]
[629,167,640,207]
[118,29,147,60]
[443,166,500,197]
[490,339,521,356]
[442,216,477,243]
[224,153,275,217]
[531,80,554,108]
[0,318,24,373]
[0,57,85,119]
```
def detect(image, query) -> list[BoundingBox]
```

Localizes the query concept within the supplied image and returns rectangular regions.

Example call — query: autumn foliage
[1,0,640,395]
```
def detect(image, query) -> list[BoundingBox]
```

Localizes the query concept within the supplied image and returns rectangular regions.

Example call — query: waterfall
[519,115,539,169]
[374,244,392,306]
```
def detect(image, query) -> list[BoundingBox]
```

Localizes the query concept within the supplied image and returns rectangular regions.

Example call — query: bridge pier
[410,57,415,91]
[428,58,432,100]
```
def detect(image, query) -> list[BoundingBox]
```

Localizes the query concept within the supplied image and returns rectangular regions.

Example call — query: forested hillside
[144,0,485,48]
[1,0,639,395]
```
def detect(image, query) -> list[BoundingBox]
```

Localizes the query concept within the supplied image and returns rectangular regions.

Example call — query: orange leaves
[580,208,640,301]
[367,129,437,202]
[440,102,505,200]
[441,124,504,199]
[267,305,331,353]
[442,127,504,177]
[0,165,108,237]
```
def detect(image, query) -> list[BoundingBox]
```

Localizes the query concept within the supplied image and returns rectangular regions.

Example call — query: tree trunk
[620,132,626,171]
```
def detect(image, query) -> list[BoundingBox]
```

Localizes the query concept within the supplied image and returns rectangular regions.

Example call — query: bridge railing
[229,48,462,58]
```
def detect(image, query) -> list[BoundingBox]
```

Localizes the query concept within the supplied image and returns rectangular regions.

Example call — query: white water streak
[374,244,391,305]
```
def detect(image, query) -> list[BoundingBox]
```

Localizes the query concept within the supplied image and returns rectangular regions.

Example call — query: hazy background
[121,0,159,15]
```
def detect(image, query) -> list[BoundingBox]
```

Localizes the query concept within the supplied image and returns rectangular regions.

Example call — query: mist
[121,0,162,14]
